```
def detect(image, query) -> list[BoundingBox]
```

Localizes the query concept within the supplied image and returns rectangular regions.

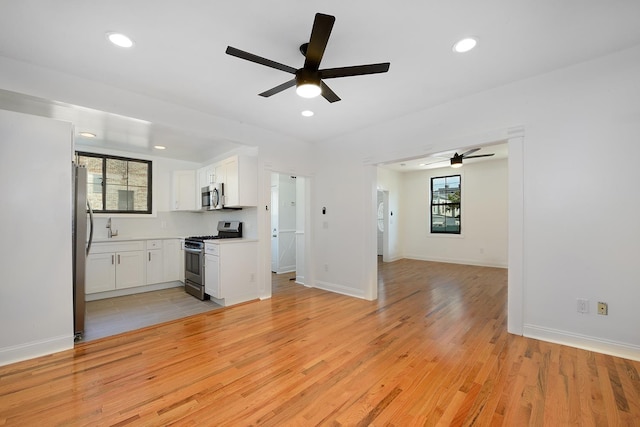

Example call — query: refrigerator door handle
[86,200,94,256]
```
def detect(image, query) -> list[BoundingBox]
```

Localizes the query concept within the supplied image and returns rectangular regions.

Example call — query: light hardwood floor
[1,259,639,426]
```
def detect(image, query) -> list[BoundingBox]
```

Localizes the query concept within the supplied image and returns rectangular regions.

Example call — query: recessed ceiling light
[79,132,96,138]
[301,110,314,117]
[153,145,166,150]
[453,37,477,53]
[107,32,134,48]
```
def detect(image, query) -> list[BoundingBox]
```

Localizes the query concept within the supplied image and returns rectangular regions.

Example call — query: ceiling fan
[449,148,495,168]
[225,13,390,103]
[420,148,495,169]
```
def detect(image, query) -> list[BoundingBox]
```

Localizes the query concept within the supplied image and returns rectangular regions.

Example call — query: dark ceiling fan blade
[422,158,449,166]
[460,148,481,157]
[258,79,296,97]
[304,13,335,71]
[464,154,495,159]
[320,81,341,103]
[226,46,297,74]
[320,62,390,79]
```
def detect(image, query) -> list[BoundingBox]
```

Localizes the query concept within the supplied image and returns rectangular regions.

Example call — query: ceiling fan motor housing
[296,68,321,87]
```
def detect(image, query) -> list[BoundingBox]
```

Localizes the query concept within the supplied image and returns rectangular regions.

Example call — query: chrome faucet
[106,217,118,238]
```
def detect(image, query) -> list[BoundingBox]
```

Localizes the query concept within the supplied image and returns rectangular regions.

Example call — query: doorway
[373,130,524,335]
[270,173,307,285]
[376,190,390,261]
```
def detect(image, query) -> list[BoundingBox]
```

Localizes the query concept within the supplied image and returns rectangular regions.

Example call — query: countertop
[91,236,186,243]
[92,236,258,244]
[204,238,258,244]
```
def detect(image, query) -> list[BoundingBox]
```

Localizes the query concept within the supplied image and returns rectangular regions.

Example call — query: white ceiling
[1,1,640,162]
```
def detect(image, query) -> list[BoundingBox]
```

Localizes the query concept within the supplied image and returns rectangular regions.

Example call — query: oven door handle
[184,247,203,254]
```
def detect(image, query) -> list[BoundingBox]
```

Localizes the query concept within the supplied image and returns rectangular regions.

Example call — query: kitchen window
[430,174,461,234]
[76,152,152,214]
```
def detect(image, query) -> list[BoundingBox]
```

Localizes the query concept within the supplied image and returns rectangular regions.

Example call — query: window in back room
[430,174,461,234]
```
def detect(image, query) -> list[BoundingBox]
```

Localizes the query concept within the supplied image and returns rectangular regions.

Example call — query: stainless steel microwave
[202,183,223,210]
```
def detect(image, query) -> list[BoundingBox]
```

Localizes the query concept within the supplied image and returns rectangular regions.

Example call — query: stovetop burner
[187,235,219,241]
[186,221,243,242]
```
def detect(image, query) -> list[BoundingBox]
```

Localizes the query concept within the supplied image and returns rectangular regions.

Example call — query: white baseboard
[314,280,366,299]
[403,254,507,269]
[523,324,640,361]
[0,334,73,367]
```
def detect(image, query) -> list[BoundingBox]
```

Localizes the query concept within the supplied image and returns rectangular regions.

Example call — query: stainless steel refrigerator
[72,163,93,341]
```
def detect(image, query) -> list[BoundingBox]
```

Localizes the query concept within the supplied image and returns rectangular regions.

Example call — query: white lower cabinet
[86,241,145,294]
[204,241,258,306]
[146,249,164,285]
[86,252,117,293]
[86,238,186,297]
[204,254,220,299]
[116,251,146,289]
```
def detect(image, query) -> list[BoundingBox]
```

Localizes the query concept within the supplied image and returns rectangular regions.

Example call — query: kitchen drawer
[90,241,145,254]
[205,243,219,256]
[146,240,163,249]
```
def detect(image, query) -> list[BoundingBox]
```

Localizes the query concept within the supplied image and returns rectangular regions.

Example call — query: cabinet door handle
[111,255,114,265]
[149,252,151,262]
[118,254,121,264]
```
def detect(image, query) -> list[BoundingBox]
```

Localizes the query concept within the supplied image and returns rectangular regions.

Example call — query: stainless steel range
[184,221,242,300]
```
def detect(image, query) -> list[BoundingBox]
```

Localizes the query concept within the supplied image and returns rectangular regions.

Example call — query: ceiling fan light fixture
[295,69,322,98]
[451,156,463,168]
[296,83,321,98]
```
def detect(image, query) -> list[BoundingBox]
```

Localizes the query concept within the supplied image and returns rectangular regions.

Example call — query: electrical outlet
[597,302,608,315]
[577,298,589,314]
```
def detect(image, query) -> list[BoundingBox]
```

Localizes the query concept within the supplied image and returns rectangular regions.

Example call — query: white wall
[312,45,640,360]
[0,111,74,366]
[400,158,508,267]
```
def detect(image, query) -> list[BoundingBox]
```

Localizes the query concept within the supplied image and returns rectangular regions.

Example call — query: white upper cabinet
[171,170,197,211]
[198,164,215,188]
[186,154,257,209]
[217,155,257,207]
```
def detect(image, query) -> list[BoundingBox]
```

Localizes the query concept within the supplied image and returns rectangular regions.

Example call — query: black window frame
[430,174,461,234]
[76,151,152,214]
